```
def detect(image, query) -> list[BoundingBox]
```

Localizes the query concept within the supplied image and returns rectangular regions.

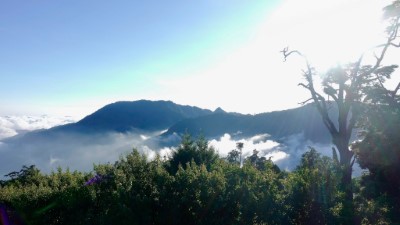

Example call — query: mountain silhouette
[0,100,341,175]
[75,100,212,132]
[3,100,212,142]
[4,100,336,146]
[163,103,332,143]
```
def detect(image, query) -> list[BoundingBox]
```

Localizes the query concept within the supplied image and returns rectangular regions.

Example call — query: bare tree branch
[393,82,400,96]
[298,97,313,105]
[283,47,339,135]
[390,42,400,47]
[350,155,356,168]
[361,17,400,76]
[281,47,303,61]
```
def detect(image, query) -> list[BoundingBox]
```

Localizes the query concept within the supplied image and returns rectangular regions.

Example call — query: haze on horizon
[0,0,395,119]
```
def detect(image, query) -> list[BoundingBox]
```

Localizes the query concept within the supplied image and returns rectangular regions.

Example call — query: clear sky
[0,0,395,119]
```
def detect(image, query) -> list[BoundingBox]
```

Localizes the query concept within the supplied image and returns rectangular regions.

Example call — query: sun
[268,0,390,71]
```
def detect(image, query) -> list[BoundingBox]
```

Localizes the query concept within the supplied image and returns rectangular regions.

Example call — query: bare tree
[282,1,400,222]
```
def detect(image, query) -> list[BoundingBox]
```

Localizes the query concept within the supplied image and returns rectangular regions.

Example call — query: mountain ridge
[2,100,336,146]
[0,99,340,175]
[76,100,213,132]
[163,103,331,143]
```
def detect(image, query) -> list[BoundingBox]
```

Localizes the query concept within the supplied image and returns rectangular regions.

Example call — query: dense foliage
[0,129,399,224]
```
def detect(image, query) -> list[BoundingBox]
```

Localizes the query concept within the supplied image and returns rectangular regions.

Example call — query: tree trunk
[337,144,355,224]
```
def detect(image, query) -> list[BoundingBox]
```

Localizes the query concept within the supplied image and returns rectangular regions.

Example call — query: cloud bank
[0,129,363,178]
[0,115,76,140]
[209,133,286,161]
[0,131,155,176]
[208,133,338,171]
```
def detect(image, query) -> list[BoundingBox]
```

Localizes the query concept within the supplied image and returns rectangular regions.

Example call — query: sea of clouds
[0,115,76,140]
[0,115,362,177]
[0,129,335,178]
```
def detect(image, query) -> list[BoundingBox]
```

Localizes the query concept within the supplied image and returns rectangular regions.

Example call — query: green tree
[168,162,227,225]
[167,134,219,174]
[353,72,400,224]
[284,148,341,225]
[4,165,41,186]
[227,148,241,165]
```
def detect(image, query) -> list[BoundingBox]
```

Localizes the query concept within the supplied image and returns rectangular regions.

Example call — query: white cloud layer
[0,131,151,176]
[0,115,76,140]
[209,133,285,161]
[0,130,363,177]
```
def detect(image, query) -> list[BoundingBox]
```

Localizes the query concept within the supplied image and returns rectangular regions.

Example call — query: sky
[0,0,397,119]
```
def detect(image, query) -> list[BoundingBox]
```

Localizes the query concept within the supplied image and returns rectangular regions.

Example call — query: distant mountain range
[164,103,331,143]
[5,99,332,144]
[77,100,213,132]
[0,100,340,175]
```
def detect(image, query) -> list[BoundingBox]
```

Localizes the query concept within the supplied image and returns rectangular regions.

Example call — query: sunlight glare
[140,0,395,115]
[268,0,390,71]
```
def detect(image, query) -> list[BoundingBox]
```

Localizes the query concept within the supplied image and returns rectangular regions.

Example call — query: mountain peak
[214,107,226,114]
[75,100,213,132]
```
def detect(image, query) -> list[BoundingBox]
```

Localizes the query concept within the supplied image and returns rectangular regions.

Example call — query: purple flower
[84,174,103,186]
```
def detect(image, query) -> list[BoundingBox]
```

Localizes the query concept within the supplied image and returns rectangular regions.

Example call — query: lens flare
[0,204,11,225]
[33,202,57,216]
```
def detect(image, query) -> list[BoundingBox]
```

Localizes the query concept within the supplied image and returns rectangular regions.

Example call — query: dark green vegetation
[1,127,400,224]
[0,138,336,225]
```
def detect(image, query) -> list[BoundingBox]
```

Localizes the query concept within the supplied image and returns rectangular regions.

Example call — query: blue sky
[0,0,393,118]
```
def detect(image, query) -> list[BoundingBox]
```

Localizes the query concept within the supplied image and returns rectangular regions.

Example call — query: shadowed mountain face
[0,100,341,175]
[3,100,214,142]
[3,100,334,145]
[164,103,332,143]
[76,100,213,132]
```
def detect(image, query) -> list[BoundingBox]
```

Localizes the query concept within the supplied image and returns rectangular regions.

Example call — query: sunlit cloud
[209,133,283,161]
[0,115,76,140]
[140,135,149,140]
[49,156,60,166]
[144,146,175,161]
[264,151,289,162]
[0,127,17,141]
[0,129,365,176]
[0,128,176,176]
